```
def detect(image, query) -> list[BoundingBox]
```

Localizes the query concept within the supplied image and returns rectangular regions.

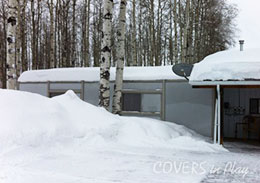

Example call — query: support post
[161,80,166,121]
[214,98,218,144]
[81,80,85,100]
[217,85,221,145]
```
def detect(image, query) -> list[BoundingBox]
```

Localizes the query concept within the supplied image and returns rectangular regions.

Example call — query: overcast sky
[228,0,260,49]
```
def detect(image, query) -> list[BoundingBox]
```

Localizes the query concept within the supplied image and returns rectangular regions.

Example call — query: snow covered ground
[0,89,260,183]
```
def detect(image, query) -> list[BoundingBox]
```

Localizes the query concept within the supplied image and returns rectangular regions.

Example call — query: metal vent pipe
[239,40,244,51]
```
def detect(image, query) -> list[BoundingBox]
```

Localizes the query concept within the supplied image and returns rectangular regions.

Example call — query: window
[250,98,260,114]
[121,90,162,119]
[122,93,141,112]
[49,92,65,98]
[49,90,81,98]
[122,92,161,113]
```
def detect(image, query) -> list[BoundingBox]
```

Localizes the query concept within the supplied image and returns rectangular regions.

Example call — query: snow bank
[18,66,184,82]
[0,89,224,152]
[190,48,260,81]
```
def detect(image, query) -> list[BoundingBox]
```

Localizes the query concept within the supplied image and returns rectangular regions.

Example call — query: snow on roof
[190,48,260,82]
[18,66,184,82]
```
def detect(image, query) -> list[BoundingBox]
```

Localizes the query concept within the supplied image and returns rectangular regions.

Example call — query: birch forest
[0,0,237,89]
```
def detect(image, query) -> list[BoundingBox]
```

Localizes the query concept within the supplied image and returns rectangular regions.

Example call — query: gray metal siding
[165,82,214,137]
[84,83,99,106]
[19,83,48,97]
[19,81,214,137]
[83,82,114,112]
[50,83,81,90]
[123,82,162,90]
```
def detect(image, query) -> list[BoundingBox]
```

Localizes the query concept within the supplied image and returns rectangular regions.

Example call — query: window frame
[249,98,260,114]
[48,89,82,98]
[121,89,162,118]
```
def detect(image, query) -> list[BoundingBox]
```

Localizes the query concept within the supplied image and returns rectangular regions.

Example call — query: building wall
[19,83,48,97]
[19,80,214,137]
[84,82,115,112]
[165,82,214,137]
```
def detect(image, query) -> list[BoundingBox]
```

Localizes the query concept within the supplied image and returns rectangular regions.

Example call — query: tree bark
[71,0,77,66]
[84,0,90,67]
[131,0,137,66]
[21,0,28,72]
[31,0,37,69]
[6,0,18,89]
[149,0,155,66]
[48,0,55,68]
[182,0,190,63]
[112,0,127,114]
[16,0,21,77]
[155,0,161,66]
[178,0,183,63]
[1,0,7,88]
[99,0,113,110]
[173,0,178,64]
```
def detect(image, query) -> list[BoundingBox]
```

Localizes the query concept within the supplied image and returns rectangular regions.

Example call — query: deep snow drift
[0,89,222,153]
[3,90,260,183]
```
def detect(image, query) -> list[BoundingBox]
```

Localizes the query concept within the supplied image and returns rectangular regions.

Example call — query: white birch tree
[6,0,18,89]
[99,0,113,110]
[112,0,127,114]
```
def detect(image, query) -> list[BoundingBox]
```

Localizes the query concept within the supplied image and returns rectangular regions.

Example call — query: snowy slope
[18,66,184,82]
[0,89,221,152]
[190,48,260,82]
[0,89,228,183]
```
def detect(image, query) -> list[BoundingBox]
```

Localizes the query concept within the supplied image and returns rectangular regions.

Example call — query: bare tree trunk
[138,0,143,66]
[174,0,178,64]
[21,0,28,72]
[112,0,127,114]
[1,0,7,88]
[99,0,113,110]
[54,0,58,67]
[6,0,18,89]
[48,0,55,68]
[71,0,77,66]
[169,0,173,65]
[31,0,37,69]
[182,0,190,63]
[36,1,42,68]
[93,1,102,67]
[187,0,194,64]
[84,0,90,67]
[16,0,21,77]
[194,0,201,62]
[131,0,137,66]
[178,0,183,63]
[155,0,161,66]
[149,0,155,66]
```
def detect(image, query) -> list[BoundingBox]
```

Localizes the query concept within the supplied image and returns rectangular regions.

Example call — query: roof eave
[189,80,260,88]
